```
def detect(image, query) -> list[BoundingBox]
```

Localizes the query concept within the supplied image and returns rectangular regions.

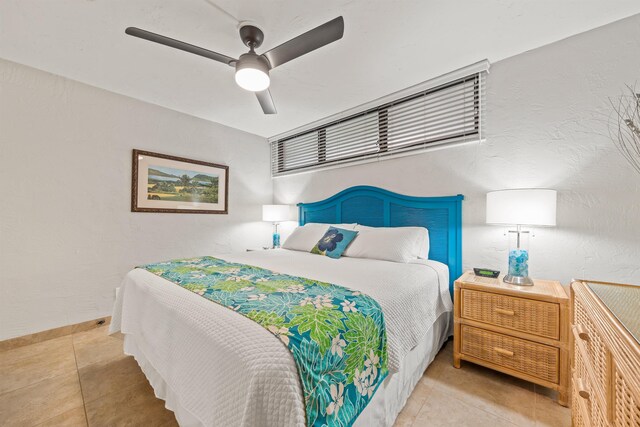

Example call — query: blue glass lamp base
[505,248,533,286]
[272,232,280,248]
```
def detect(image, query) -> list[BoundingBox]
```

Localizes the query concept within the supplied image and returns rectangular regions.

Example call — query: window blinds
[271,71,485,176]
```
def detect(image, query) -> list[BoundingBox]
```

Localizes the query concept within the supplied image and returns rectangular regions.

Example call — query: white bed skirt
[123,312,451,427]
[354,312,451,427]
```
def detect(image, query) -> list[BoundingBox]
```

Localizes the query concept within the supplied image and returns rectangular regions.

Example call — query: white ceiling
[1,1,639,138]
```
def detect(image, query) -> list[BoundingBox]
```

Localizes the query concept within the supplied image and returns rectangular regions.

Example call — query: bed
[110,186,463,427]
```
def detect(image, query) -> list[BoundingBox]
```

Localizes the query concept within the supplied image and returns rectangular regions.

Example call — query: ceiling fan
[125,17,344,115]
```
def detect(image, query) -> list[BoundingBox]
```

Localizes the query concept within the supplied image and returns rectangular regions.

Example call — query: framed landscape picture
[131,149,228,214]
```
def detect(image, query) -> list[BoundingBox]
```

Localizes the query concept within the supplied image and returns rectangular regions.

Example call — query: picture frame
[131,149,229,214]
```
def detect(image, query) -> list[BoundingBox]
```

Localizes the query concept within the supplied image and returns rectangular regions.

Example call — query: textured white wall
[274,15,640,286]
[0,59,272,340]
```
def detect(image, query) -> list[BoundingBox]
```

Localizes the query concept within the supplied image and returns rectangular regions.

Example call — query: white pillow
[404,226,429,259]
[282,223,356,252]
[417,228,430,259]
[344,225,429,262]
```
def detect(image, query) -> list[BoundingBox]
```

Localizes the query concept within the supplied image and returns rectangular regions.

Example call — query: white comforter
[110,249,451,427]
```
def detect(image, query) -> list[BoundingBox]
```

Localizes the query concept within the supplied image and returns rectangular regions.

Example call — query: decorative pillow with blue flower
[310,227,359,259]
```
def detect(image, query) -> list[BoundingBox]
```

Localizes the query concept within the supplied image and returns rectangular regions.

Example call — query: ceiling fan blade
[262,17,344,69]
[125,27,237,66]
[256,89,277,114]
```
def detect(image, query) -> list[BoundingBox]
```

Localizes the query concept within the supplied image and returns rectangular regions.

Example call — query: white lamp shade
[486,189,557,226]
[262,205,291,222]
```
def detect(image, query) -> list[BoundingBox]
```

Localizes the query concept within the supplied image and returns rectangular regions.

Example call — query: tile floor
[0,325,570,426]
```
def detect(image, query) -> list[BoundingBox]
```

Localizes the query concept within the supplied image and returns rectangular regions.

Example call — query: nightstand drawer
[461,289,560,339]
[460,325,559,383]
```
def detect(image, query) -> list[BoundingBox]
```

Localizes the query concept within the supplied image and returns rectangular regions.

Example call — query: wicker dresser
[571,280,640,427]
[453,271,570,406]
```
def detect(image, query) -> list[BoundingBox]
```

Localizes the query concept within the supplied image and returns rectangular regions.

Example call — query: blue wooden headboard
[297,186,463,295]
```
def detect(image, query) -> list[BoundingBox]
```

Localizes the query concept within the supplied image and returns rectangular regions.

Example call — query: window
[270,69,485,176]
[325,114,379,162]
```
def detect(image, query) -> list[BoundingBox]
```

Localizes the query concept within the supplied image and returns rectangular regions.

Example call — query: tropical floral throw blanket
[139,256,388,427]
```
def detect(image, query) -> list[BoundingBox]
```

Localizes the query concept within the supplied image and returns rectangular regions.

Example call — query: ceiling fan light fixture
[235,67,270,92]
[235,53,270,92]
[125,16,344,113]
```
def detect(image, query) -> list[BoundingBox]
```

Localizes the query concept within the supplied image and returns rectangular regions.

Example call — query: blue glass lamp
[486,189,557,286]
[262,205,291,248]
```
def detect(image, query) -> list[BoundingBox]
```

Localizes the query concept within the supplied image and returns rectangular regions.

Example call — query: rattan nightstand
[453,271,570,406]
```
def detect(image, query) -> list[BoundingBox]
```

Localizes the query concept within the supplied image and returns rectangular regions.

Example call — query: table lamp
[486,189,557,286]
[262,205,291,248]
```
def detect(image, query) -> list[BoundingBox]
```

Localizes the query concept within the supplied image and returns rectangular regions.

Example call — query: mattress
[110,249,452,427]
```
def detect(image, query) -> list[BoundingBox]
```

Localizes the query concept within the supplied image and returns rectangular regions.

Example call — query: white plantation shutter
[271,68,486,177]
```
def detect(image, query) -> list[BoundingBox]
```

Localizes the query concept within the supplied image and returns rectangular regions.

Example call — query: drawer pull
[573,324,589,341]
[493,347,514,357]
[575,378,590,400]
[494,308,515,316]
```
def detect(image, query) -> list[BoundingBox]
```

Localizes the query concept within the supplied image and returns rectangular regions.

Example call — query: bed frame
[297,186,464,295]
